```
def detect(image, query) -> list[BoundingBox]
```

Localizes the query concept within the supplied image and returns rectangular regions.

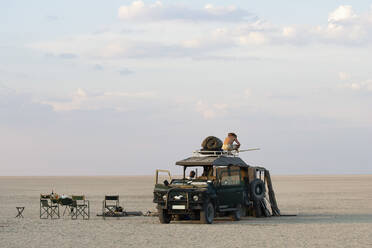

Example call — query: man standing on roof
[222,132,241,151]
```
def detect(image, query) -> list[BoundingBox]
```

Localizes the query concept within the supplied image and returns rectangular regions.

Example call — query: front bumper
[157,202,203,214]
[155,190,204,212]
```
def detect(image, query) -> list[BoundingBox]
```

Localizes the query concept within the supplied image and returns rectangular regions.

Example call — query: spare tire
[201,136,223,151]
[250,179,265,200]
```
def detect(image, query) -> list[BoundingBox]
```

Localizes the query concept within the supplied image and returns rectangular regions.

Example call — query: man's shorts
[222,144,239,151]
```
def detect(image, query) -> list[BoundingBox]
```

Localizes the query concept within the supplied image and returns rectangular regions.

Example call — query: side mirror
[163,180,169,186]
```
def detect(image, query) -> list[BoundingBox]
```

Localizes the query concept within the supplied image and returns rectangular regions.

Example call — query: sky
[1,0,372,175]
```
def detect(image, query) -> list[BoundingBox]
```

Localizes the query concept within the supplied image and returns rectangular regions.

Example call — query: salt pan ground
[1,175,371,248]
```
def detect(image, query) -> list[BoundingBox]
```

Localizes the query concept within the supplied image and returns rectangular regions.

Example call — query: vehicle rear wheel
[158,209,171,224]
[231,204,243,221]
[200,202,214,224]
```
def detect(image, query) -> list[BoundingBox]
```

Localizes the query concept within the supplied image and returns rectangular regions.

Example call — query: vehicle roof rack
[192,148,260,158]
[192,150,238,157]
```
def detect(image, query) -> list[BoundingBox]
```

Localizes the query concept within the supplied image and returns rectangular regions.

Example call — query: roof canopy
[175,156,249,167]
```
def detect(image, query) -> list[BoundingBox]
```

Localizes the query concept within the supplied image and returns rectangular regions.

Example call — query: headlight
[193,195,199,201]
[162,195,167,201]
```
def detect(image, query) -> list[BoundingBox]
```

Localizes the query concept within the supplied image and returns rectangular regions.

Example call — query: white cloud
[103,91,155,98]
[29,4,372,63]
[118,1,158,20]
[339,72,350,81]
[236,5,372,46]
[74,88,87,98]
[118,1,253,22]
[195,100,228,119]
[244,89,252,97]
[282,26,296,37]
[343,80,372,92]
[238,32,267,45]
[312,5,372,45]
[42,89,157,112]
[30,28,235,60]
[204,4,237,15]
[328,5,357,23]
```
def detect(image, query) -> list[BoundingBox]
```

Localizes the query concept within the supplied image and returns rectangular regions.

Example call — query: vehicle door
[216,166,244,209]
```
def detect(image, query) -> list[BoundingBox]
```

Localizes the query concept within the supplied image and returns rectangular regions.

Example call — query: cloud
[59,53,78,59]
[191,55,261,62]
[232,5,372,46]
[31,31,234,60]
[42,88,157,112]
[343,79,372,92]
[103,91,155,98]
[45,15,60,22]
[0,86,55,127]
[339,72,350,81]
[244,89,252,97]
[30,4,372,64]
[119,68,134,75]
[238,31,267,45]
[118,1,253,22]
[2,85,372,175]
[307,5,372,45]
[45,52,78,59]
[328,5,356,23]
[93,64,104,70]
[195,100,228,119]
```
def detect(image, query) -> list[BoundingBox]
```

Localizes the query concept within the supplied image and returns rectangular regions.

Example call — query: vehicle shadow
[171,213,372,225]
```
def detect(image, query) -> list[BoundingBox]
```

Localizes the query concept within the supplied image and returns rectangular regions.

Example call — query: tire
[158,209,171,224]
[250,179,265,200]
[201,136,223,151]
[200,202,214,224]
[231,204,243,221]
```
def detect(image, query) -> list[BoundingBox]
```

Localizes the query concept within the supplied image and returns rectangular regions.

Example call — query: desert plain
[0,175,371,248]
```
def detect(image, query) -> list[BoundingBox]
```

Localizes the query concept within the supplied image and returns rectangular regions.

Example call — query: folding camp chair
[40,195,60,219]
[71,195,90,220]
[102,195,121,219]
[15,207,25,218]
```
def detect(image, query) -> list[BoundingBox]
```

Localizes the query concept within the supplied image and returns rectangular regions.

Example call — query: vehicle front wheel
[158,209,171,224]
[231,204,243,221]
[200,202,214,224]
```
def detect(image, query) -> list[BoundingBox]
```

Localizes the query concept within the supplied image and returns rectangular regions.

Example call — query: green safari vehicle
[153,151,280,224]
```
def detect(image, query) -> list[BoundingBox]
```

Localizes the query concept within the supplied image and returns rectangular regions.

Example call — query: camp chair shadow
[40,195,60,219]
[71,195,90,220]
[102,195,120,219]
[62,204,73,217]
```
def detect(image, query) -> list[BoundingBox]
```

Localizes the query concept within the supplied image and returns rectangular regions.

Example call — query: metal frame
[71,195,90,220]
[40,197,60,219]
[192,150,235,157]
[192,148,260,158]
[102,195,120,219]
[155,169,172,184]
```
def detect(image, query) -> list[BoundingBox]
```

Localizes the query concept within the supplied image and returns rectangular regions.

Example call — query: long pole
[239,148,260,152]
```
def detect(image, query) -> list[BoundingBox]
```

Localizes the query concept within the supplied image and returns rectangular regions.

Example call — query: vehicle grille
[168,191,188,201]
